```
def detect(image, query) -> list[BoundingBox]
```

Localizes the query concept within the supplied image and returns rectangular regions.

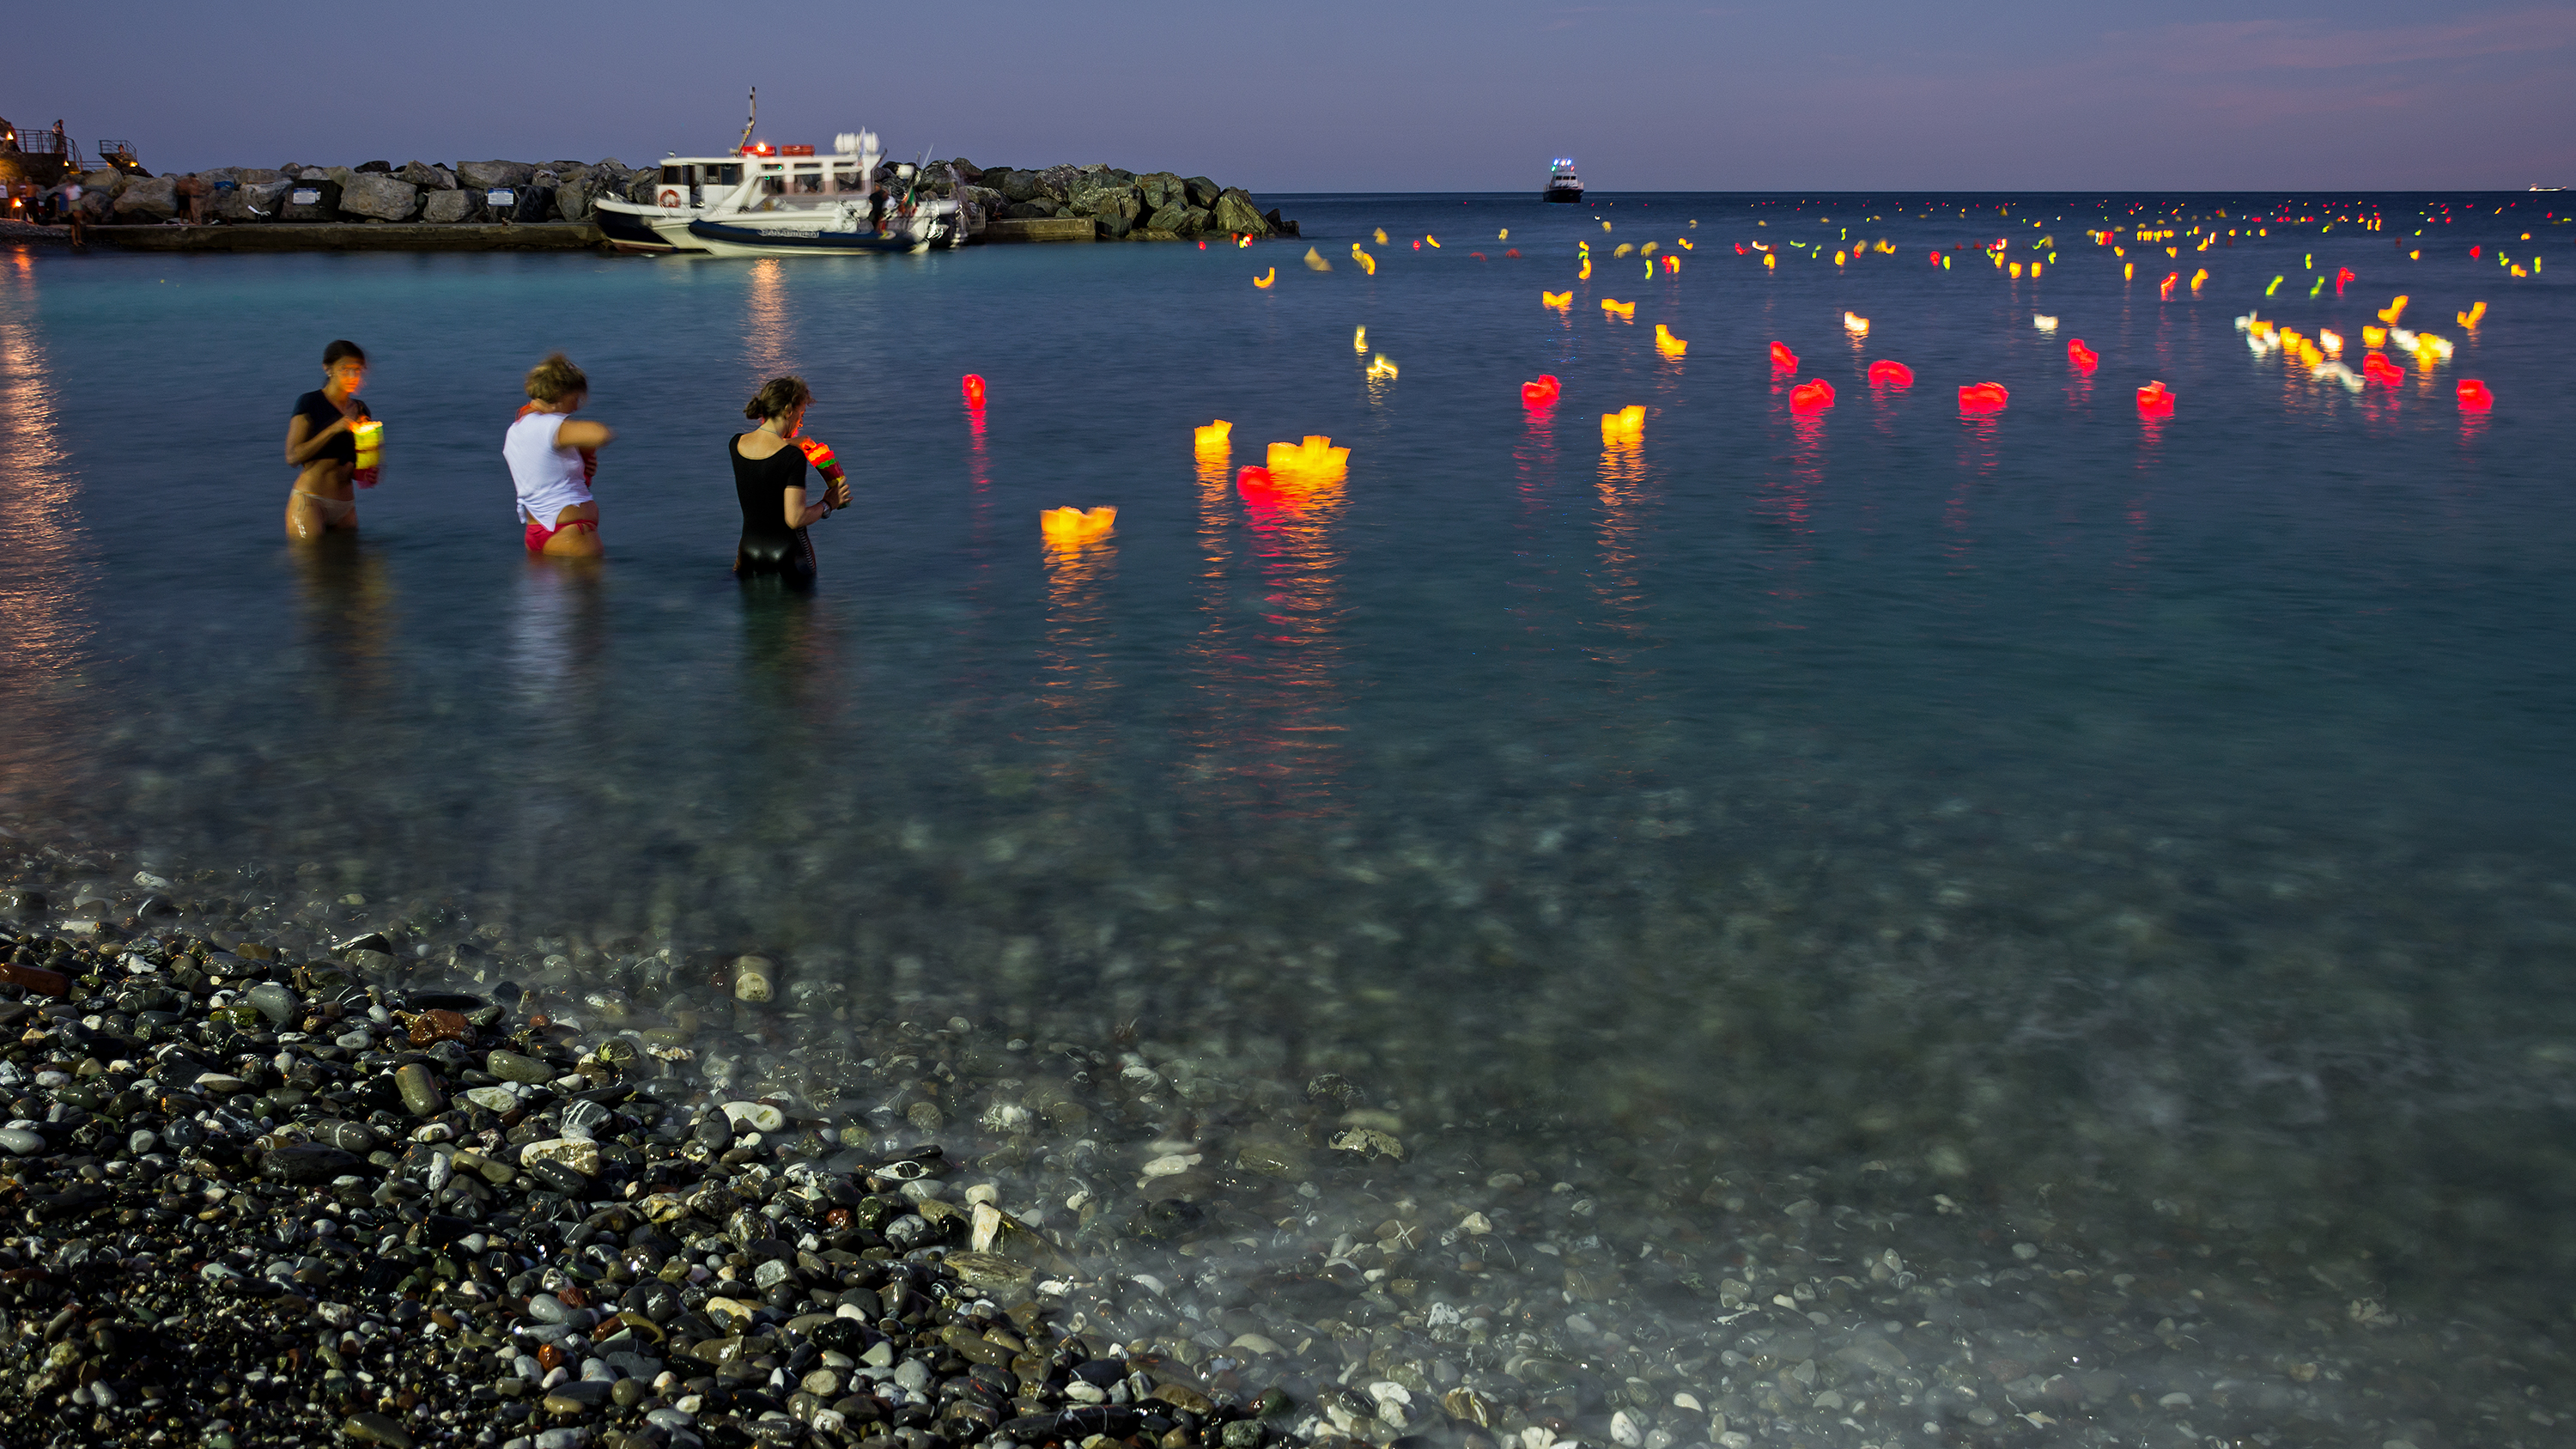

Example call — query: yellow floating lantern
[1193,419,1232,452]
[1613,243,1634,258]
[1365,354,1398,380]
[2190,268,2208,293]
[1303,247,1331,271]
[1655,325,1687,356]
[1353,326,1367,351]
[1373,228,1388,245]
[1579,258,1592,279]
[1599,297,1636,319]
[1641,241,1659,257]
[1599,405,1645,444]
[2377,295,2409,324]
[1764,253,1776,271]
[1541,290,1572,308]
[1266,435,1351,481]
[2458,301,2486,328]
[1834,250,1848,265]
[1253,268,1275,289]
[1425,235,1440,248]
[2362,326,2386,346]
[1039,506,1117,545]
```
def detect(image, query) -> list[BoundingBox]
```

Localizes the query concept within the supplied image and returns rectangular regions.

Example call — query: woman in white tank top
[505,353,617,557]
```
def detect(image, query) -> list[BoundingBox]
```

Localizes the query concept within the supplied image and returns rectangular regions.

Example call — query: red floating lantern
[1521,374,1561,407]
[962,374,987,409]
[2362,351,2406,387]
[2334,266,2354,295]
[1959,382,2010,413]
[1867,360,1913,387]
[1789,378,1836,412]
[2458,379,2493,410]
[2136,381,2175,416]
[2067,339,2099,371]
[1735,243,1747,255]
[2470,245,2482,259]
[1235,465,1280,502]
[1770,341,1798,370]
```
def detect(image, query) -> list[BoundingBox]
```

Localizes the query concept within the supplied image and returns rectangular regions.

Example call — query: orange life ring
[658,187,683,209]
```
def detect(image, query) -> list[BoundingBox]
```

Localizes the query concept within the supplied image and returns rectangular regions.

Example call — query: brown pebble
[0,963,68,997]
[407,1009,474,1047]
[536,1342,565,1371]
[556,1285,588,1309]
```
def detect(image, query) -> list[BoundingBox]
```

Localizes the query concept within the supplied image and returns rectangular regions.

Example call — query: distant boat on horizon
[1544,158,1583,204]
[2533,185,2567,192]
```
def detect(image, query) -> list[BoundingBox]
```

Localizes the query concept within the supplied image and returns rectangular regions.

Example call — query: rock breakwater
[50,156,1294,243]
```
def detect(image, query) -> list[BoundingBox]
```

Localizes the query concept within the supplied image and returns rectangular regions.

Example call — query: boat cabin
[653,142,876,209]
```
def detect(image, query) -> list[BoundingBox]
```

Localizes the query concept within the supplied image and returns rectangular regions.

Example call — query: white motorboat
[597,131,890,254]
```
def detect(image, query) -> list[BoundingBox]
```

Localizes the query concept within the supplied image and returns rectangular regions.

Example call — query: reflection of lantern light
[1194,419,1233,451]
[1844,312,1868,335]
[1039,506,1117,544]
[1253,268,1275,288]
[1599,405,1645,443]
[1365,354,1398,380]
[2136,381,2174,416]
[1868,359,1913,387]
[2067,339,2098,371]
[1541,290,1572,308]
[1655,324,1687,356]
[1770,341,1797,370]
[1789,378,1835,412]
[962,374,987,409]
[1522,375,1561,407]
[2458,379,2494,410]
[1959,382,2009,412]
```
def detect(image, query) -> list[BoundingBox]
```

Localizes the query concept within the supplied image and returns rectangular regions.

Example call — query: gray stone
[246,982,299,1026]
[219,180,293,222]
[720,1100,786,1134]
[456,160,536,190]
[1001,199,1058,220]
[556,174,599,222]
[732,956,775,1002]
[488,1050,552,1084]
[419,189,480,223]
[1211,189,1267,236]
[463,1086,519,1112]
[337,173,420,221]
[527,1294,573,1324]
[0,1129,46,1156]
[522,1137,601,1177]
[752,1257,796,1291]
[1145,203,1188,235]
[264,1143,361,1183]
[395,161,455,190]
[343,1412,415,1447]
[112,175,179,221]
[393,1063,445,1117]
[1183,176,1222,208]
[535,1428,591,1449]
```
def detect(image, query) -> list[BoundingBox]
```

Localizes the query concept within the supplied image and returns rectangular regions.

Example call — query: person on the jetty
[174,173,213,224]
[732,375,849,588]
[282,339,374,541]
[506,353,615,558]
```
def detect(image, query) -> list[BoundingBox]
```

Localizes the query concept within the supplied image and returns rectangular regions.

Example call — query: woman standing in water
[506,353,617,557]
[282,339,374,541]
[732,375,848,588]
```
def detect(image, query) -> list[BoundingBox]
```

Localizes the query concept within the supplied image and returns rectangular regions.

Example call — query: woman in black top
[283,339,374,542]
[732,375,844,588]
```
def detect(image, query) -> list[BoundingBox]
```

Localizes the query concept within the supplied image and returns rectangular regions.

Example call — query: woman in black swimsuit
[283,339,374,542]
[732,375,845,588]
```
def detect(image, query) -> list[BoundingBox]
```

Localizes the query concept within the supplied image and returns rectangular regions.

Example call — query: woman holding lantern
[282,339,378,542]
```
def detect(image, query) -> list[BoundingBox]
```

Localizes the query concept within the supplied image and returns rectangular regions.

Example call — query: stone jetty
[39,156,1294,252]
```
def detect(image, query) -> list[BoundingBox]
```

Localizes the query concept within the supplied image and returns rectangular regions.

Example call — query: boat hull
[1543,185,1584,204]
[685,219,930,258]
[594,202,682,253]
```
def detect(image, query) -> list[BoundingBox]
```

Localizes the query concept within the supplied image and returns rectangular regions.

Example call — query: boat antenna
[738,87,757,155]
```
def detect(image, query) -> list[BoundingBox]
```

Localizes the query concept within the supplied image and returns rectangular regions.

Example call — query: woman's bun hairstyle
[525,352,589,403]
[745,374,812,421]
[322,339,367,368]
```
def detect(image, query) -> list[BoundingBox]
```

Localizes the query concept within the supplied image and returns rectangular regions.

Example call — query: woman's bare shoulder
[735,430,793,459]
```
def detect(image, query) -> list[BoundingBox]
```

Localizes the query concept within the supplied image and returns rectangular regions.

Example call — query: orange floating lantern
[962,374,987,409]
[1770,341,1798,370]
[2457,379,2494,410]
[2377,295,2409,324]
[1599,405,1645,444]
[2067,339,2099,371]
[1958,382,2010,413]
[2136,381,2175,416]
[1194,419,1232,452]
[1522,374,1561,407]
[1266,435,1352,480]
[1541,289,1572,308]
[1253,268,1276,289]
[1039,506,1117,544]
[1867,359,1913,387]
[1600,297,1636,319]
[1655,324,1687,356]
[1789,378,1836,413]
[2458,301,2486,328]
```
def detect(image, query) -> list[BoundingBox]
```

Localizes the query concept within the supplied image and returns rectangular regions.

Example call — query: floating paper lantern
[1836,251,1849,266]
[1412,240,1420,251]
[2362,352,2406,386]
[2136,381,2174,416]
[1194,419,1232,452]
[1542,290,1572,308]
[2033,314,2057,332]
[1039,506,1116,544]
[2190,269,2208,293]
[1373,228,1388,244]
[2159,271,2179,299]
[1600,405,1645,443]
[2067,339,2099,371]
[1770,341,1798,370]
[1662,254,1679,273]
[1600,298,1636,319]
[1522,375,1561,407]
[2470,245,2481,259]
[1583,258,1595,278]
[1843,312,1869,336]
[1763,253,1774,271]
[2377,295,2409,323]
[2318,329,2342,355]
[2458,379,2493,410]
[1267,435,1352,478]
[2363,326,2386,346]
[1304,247,1332,271]
[1353,326,1367,352]
[1655,325,1687,356]
[1867,360,1913,387]
[1789,379,1836,412]
[1958,382,2009,413]
[1499,228,1510,240]
[2334,266,2354,295]
[2458,301,2486,327]
[1613,243,1634,258]
[961,374,987,409]
[2127,262,2137,281]
[1235,466,1281,503]
[1425,235,1440,247]
[2008,262,2022,279]
[1366,354,1399,380]
[1928,250,1940,264]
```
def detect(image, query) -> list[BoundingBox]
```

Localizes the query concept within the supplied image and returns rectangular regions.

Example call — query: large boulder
[1145,202,1188,234]
[220,180,292,221]
[1180,206,1210,234]
[1000,199,1057,219]
[337,173,420,221]
[355,160,394,174]
[957,184,1002,235]
[1036,164,1083,199]
[990,169,1039,203]
[1266,208,1299,238]
[1073,182,1140,238]
[79,169,126,196]
[1211,188,1267,236]
[1138,172,1186,210]
[421,189,481,223]
[510,185,556,223]
[555,174,597,222]
[396,161,455,190]
[456,159,535,190]
[1183,176,1221,209]
[112,174,179,221]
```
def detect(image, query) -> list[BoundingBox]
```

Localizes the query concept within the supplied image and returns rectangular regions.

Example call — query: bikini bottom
[736,529,816,588]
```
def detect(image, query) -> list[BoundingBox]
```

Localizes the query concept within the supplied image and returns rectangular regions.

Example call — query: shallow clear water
[6,193,2576,1360]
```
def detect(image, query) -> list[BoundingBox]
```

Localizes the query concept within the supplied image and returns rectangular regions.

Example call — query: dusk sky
[16,0,2575,192]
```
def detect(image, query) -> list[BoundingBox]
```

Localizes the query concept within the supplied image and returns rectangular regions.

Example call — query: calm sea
[4,192,2573,1342]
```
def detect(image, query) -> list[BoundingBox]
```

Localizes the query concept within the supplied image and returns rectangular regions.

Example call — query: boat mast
[737,87,756,155]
